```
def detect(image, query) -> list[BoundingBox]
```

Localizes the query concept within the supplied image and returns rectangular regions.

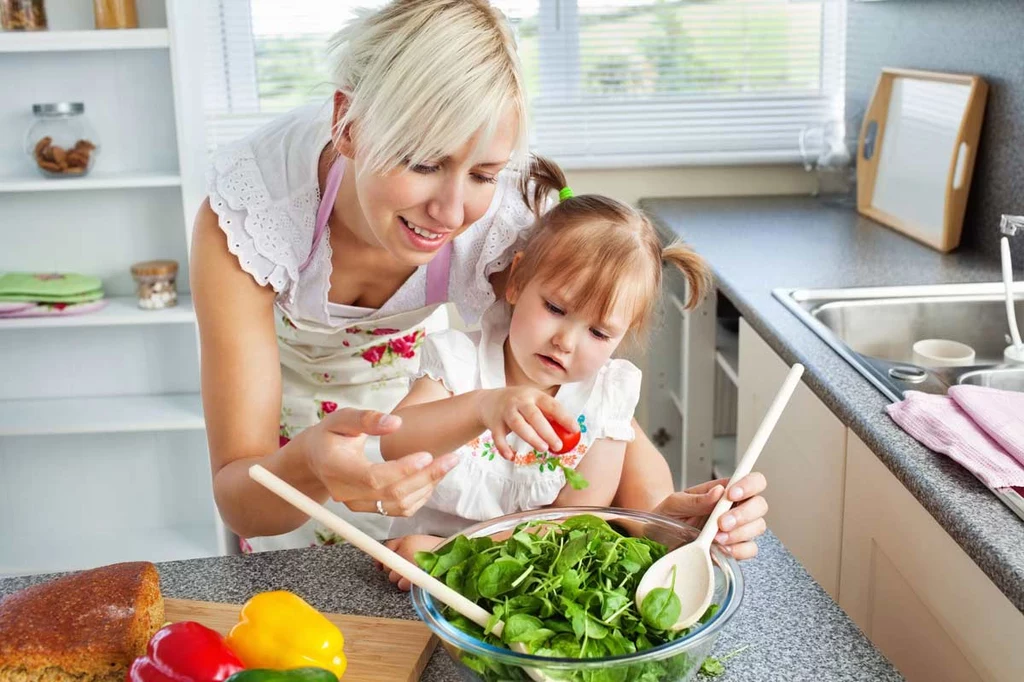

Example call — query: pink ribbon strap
[300,156,346,273]
[303,154,452,305]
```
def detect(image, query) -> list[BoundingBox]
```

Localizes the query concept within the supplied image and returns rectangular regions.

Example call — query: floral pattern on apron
[243,157,453,552]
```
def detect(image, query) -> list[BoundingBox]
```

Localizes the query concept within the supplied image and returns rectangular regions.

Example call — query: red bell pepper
[128,621,245,682]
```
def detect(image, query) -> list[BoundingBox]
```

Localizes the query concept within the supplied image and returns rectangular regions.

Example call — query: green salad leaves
[415,514,721,681]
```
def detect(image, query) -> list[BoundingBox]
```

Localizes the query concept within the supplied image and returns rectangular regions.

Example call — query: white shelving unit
[0,170,181,193]
[0,27,169,53]
[712,318,740,478]
[0,0,224,576]
[0,393,204,436]
[715,321,740,388]
[0,294,194,328]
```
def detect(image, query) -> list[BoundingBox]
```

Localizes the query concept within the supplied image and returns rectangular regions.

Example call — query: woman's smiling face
[334,99,519,267]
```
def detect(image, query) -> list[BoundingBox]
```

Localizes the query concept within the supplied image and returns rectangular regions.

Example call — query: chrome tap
[999,215,1024,362]
[1001,214,1024,237]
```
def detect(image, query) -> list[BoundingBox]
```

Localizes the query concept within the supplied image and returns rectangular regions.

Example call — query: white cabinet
[0,0,225,575]
[642,268,716,489]
[733,319,1024,681]
[736,318,846,598]
[840,431,1024,682]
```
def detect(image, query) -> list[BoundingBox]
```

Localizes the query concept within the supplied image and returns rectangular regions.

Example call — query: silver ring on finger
[375,499,389,517]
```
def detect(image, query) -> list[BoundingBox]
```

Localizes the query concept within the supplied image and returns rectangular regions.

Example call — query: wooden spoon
[635,363,805,631]
[248,465,553,681]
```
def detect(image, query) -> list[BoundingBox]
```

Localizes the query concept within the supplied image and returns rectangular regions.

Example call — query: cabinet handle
[651,428,672,447]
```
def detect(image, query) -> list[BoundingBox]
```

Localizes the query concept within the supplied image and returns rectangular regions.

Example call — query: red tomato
[548,417,581,454]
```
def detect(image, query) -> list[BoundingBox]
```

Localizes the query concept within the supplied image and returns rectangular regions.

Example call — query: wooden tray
[165,598,438,682]
[856,67,988,252]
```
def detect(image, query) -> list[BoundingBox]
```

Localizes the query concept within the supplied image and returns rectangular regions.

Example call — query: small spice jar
[1,0,47,30]
[93,0,137,29]
[130,260,178,310]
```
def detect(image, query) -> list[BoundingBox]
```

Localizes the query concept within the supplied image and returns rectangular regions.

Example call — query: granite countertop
[0,531,900,682]
[641,195,1024,614]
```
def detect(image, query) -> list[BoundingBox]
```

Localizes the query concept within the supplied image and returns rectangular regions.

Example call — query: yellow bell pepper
[226,591,346,678]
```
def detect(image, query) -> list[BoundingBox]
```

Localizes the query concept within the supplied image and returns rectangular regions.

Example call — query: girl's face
[506,275,634,390]
[334,100,519,267]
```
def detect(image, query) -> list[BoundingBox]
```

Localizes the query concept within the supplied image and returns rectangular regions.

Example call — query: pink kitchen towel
[887,390,1024,489]
[949,384,1024,468]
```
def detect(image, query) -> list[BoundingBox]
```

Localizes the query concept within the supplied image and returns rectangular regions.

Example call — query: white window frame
[206,0,846,168]
[530,0,846,168]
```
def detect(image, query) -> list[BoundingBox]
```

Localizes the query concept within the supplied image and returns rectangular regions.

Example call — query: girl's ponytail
[523,154,568,217]
[663,241,712,310]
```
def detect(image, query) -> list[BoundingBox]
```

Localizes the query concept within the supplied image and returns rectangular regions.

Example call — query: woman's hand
[301,408,459,517]
[477,387,577,460]
[653,472,768,560]
[379,535,444,591]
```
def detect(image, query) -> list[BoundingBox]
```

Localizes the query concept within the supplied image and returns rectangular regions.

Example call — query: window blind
[203,0,846,167]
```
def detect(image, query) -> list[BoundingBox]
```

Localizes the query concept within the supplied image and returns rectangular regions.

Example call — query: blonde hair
[327,0,528,174]
[510,156,712,344]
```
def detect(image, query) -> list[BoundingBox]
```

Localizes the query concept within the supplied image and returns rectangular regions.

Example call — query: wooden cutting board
[165,598,438,682]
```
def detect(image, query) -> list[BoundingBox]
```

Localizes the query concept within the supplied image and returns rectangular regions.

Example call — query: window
[203,0,845,167]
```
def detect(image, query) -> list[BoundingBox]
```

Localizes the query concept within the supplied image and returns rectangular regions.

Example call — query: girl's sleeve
[588,359,643,442]
[416,329,479,396]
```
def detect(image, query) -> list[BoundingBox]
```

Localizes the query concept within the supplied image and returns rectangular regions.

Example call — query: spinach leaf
[502,613,545,643]
[554,534,589,574]
[559,463,590,490]
[429,534,473,578]
[477,558,525,599]
[700,656,726,677]
[639,586,681,631]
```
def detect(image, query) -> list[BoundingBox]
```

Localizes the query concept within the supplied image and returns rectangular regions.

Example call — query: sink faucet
[1001,214,1024,237]
[999,215,1024,362]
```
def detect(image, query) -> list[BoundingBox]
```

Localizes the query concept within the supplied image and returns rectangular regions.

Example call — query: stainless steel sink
[774,282,1024,403]
[959,367,1024,392]
[775,282,1024,521]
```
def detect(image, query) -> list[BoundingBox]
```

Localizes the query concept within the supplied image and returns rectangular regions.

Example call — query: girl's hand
[379,535,445,591]
[301,409,459,517]
[477,387,577,460]
[653,472,768,560]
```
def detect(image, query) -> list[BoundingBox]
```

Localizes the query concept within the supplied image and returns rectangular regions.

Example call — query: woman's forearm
[212,434,329,538]
[612,419,675,511]
[382,391,490,459]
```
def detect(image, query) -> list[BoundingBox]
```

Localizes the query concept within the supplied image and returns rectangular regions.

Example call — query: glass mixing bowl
[411,507,743,682]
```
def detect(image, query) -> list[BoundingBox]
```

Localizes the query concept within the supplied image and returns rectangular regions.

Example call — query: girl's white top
[391,302,642,538]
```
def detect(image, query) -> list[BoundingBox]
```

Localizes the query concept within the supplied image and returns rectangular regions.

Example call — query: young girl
[380,156,711,550]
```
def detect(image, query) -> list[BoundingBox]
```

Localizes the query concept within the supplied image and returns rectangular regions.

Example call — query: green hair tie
[558,186,574,202]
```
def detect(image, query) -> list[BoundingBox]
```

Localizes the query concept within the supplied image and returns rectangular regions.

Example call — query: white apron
[244,157,453,551]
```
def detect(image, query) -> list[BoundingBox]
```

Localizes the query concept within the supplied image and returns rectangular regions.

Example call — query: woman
[191,0,767,556]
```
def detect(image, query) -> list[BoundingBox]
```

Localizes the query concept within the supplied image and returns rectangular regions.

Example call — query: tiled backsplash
[846,0,1024,263]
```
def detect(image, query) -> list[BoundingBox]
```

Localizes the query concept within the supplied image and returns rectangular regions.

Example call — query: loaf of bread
[0,562,163,682]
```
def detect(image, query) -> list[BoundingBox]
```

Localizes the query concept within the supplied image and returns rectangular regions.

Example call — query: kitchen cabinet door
[642,269,715,490]
[840,432,1024,682]
[642,281,685,487]
[736,319,846,598]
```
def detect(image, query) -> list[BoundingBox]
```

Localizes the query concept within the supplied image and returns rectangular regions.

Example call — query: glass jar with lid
[130,260,179,310]
[1,0,48,30]
[23,103,101,178]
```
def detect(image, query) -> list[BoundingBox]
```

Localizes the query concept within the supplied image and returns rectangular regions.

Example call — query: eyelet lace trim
[207,147,317,299]
[450,171,537,323]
